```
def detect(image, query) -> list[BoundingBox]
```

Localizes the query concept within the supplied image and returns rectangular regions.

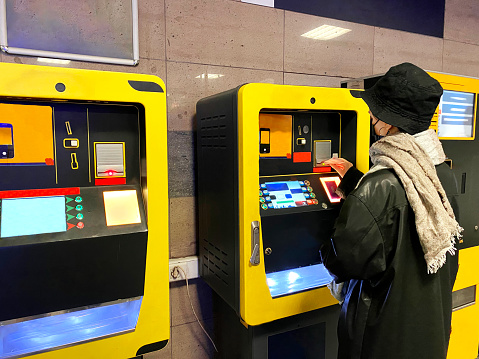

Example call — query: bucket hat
[352,63,443,135]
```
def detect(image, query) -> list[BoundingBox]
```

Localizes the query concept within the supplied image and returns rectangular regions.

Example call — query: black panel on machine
[259,174,341,274]
[259,109,358,277]
[0,100,142,190]
[0,232,147,322]
[0,99,148,321]
[197,87,241,312]
[259,111,357,176]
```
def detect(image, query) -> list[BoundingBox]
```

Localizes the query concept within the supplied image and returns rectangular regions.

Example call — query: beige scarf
[368,130,462,274]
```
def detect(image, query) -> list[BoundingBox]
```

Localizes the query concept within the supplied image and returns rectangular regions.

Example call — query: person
[320,62,462,359]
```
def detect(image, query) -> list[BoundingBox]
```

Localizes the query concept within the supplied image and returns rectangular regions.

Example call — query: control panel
[259,174,341,215]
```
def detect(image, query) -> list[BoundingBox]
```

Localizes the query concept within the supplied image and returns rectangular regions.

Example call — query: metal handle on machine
[250,221,260,266]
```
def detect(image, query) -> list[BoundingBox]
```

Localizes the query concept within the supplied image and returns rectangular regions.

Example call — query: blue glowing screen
[1,196,67,238]
[265,181,309,209]
[0,298,142,359]
[438,90,475,138]
[266,264,333,298]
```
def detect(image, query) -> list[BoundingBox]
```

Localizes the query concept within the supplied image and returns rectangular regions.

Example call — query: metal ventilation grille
[202,238,229,285]
[96,143,125,177]
[199,115,227,149]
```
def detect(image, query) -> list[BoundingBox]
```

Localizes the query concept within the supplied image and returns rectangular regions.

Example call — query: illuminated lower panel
[0,298,142,359]
[266,264,333,298]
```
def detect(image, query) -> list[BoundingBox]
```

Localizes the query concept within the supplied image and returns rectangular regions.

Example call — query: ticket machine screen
[263,181,310,208]
[1,196,67,238]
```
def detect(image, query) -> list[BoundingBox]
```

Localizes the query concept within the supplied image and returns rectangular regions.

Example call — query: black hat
[352,63,443,135]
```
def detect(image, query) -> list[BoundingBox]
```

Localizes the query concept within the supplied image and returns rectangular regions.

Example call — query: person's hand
[323,158,353,178]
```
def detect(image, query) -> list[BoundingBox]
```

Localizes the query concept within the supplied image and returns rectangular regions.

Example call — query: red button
[306,199,313,205]
[76,222,85,229]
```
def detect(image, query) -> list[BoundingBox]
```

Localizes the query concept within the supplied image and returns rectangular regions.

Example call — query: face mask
[370,118,384,143]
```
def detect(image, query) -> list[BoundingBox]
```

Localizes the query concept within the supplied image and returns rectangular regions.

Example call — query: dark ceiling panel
[275,0,445,38]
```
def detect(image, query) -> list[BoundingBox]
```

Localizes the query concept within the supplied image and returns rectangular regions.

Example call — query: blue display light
[266,264,333,298]
[0,298,142,358]
[1,196,66,238]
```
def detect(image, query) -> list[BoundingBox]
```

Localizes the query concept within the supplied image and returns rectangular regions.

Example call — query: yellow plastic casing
[237,83,370,326]
[425,72,479,359]
[0,63,169,358]
[448,247,479,359]
[428,71,478,141]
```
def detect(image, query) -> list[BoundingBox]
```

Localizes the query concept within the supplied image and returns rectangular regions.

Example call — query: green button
[76,213,84,220]
[310,193,316,199]
[259,190,263,196]
[261,203,268,210]
[75,196,83,203]
[76,204,83,211]
[259,197,265,203]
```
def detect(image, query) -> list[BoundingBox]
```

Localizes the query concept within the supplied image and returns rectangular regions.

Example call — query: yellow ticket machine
[197,84,370,358]
[428,71,479,359]
[0,63,169,359]
[343,72,479,359]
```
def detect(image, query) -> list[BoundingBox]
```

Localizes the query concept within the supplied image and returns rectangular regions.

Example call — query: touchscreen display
[320,176,341,203]
[264,181,308,209]
[1,196,67,238]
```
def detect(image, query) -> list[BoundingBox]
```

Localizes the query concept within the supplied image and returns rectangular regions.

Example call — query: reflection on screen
[438,90,475,138]
[265,181,308,208]
[266,264,333,298]
[1,196,66,238]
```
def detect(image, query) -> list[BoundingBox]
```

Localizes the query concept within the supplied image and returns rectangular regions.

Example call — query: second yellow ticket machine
[197,84,370,358]
[0,63,169,359]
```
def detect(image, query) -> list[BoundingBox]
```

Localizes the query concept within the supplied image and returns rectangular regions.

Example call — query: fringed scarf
[368,129,462,273]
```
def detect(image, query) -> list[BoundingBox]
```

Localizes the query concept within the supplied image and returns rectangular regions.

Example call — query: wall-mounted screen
[1,196,66,238]
[437,90,476,139]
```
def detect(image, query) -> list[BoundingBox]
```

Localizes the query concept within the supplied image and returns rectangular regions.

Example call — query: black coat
[319,163,459,359]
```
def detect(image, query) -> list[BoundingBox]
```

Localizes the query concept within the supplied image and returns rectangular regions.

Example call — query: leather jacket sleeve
[336,167,364,198]
[320,191,388,283]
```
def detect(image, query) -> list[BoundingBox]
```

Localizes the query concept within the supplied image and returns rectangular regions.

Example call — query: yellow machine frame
[429,71,479,359]
[237,83,370,326]
[0,63,169,358]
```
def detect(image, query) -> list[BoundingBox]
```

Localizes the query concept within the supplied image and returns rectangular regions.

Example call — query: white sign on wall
[0,0,139,66]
